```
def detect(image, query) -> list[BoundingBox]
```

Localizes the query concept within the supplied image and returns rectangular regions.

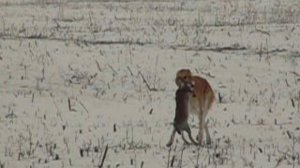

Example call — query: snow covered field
[0,0,300,167]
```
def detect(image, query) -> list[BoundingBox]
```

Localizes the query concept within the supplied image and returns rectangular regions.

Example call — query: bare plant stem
[179,146,185,168]
[167,147,172,168]
[79,100,89,115]
[99,145,108,168]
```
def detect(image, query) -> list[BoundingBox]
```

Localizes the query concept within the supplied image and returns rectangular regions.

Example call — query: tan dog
[175,69,215,145]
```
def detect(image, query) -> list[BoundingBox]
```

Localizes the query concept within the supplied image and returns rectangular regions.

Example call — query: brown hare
[166,80,198,147]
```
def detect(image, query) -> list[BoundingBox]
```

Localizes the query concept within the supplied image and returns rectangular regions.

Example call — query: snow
[0,0,300,167]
